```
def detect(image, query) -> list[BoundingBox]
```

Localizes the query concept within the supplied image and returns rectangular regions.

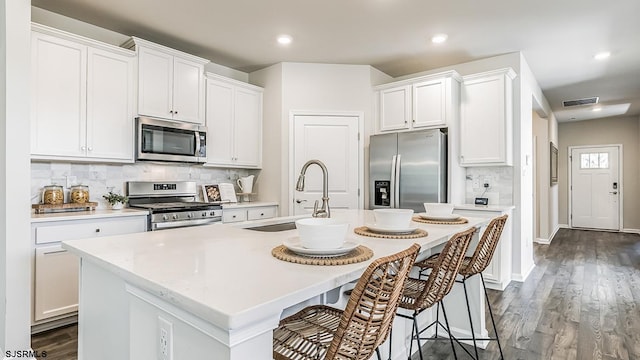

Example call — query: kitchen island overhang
[63,209,491,360]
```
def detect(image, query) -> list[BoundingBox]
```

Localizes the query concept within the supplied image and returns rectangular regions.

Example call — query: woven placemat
[412,216,468,225]
[353,226,428,239]
[272,245,373,265]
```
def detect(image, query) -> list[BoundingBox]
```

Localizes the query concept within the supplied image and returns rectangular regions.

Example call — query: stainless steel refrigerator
[369,129,447,212]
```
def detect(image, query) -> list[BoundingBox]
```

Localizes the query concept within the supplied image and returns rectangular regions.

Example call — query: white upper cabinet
[375,71,461,133]
[379,85,411,131]
[31,24,135,163]
[126,37,208,124]
[205,74,263,168]
[460,68,516,166]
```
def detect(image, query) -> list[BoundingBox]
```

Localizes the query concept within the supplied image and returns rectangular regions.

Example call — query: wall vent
[562,97,599,107]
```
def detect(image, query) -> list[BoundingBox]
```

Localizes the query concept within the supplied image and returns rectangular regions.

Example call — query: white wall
[0,0,32,353]
[251,63,379,215]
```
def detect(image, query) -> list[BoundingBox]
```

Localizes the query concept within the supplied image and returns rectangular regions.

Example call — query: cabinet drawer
[247,207,276,221]
[34,217,146,244]
[223,209,247,223]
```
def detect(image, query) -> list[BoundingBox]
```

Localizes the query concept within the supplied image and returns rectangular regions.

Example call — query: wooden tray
[32,202,98,214]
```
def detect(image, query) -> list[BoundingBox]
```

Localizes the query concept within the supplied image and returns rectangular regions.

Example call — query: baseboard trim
[559,223,570,229]
[512,263,535,282]
[535,225,561,245]
[534,237,551,245]
[622,228,640,234]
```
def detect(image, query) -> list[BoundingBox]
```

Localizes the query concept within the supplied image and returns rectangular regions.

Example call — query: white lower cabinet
[34,245,79,322]
[453,206,513,291]
[32,215,147,328]
[222,204,278,224]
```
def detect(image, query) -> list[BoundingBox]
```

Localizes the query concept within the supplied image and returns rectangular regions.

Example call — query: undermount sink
[245,222,297,232]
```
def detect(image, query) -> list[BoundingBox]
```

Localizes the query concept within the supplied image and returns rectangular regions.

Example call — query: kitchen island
[63,209,491,360]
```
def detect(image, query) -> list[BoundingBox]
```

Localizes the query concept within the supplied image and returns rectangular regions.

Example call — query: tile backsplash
[31,161,257,208]
[464,166,513,205]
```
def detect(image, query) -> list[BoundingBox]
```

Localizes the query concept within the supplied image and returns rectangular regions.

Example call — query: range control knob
[209,211,216,216]
[202,212,207,217]
[187,213,193,219]
[162,214,169,221]
[172,214,178,220]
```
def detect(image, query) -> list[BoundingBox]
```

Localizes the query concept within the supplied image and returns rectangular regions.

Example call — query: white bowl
[295,218,349,250]
[423,203,454,216]
[373,209,414,229]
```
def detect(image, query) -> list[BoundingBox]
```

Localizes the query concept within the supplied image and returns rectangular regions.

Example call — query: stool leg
[375,347,382,360]
[481,273,504,360]
[461,277,480,359]
[435,301,440,338]
[386,328,392,360]
[413,313,424,360]
[440,301,458,360]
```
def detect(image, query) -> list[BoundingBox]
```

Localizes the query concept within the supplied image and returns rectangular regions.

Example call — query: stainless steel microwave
[136,117,207,163]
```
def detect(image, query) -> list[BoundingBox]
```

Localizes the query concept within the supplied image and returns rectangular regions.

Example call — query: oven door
[136,117,207,163]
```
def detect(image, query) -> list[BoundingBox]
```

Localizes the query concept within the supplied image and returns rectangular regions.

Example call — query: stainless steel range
[127,181,222,231]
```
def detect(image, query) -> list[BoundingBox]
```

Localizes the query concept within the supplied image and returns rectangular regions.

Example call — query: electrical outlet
[158,316,173,360]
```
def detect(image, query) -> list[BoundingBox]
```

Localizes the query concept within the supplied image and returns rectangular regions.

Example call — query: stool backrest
[460,214,508,277]
[412,227,475,310]
[326,243,420,360]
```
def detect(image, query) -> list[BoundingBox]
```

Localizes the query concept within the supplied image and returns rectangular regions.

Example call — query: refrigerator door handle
[390,155,397,208]
[395,154,402,208]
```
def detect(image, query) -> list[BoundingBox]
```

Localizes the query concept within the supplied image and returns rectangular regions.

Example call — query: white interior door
[293,115,360,215]
[570,146,620,230]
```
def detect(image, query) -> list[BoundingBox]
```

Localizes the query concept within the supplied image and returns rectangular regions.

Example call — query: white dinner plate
[417,213,461,221]
[283,237,359,257]
[365,223,418,234]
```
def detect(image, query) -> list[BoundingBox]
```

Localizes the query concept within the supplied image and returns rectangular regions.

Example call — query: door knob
[609,191,618,195]
[295,199,307,204]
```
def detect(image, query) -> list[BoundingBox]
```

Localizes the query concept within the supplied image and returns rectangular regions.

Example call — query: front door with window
[570,146,620,230]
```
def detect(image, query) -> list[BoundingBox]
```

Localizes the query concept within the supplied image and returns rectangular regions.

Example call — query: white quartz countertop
[62,209,489,331]
[221,201,278,209]
[31,208,149,223]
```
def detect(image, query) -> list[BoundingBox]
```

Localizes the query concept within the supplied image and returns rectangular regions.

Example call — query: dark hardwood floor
[412,228,640,360]
[30,229,640,360]
[31,323,77,360]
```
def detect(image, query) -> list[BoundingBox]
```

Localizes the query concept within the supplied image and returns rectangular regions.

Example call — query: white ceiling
[31,0,640,122]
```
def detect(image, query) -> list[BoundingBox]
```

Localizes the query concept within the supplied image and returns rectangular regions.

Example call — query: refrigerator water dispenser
[374,180,391,207]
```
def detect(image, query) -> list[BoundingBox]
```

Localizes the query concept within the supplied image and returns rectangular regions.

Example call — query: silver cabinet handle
[88,147,93,151]
[81,146,86,150]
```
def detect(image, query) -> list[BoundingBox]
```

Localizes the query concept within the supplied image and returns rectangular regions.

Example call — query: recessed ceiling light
[592,107,602,112]
[277,35,292,45]
[594,51,610,60]
[431,34,448,44]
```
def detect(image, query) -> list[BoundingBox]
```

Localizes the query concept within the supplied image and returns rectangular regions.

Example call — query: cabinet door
[460,70,514,166]
[233,87,262,167]
[205,79,234,165]
[379,86,411,131]
[172,57,204,124]
[412,79,447,128]
[137,46,173,119]
[34,245,79,321]
[86,47,135,161]
[31,32,87,158]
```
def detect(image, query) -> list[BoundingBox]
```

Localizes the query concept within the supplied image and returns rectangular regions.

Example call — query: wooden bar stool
[396,227,476,360]
[273,243,420,360]
[415,214,508,360]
